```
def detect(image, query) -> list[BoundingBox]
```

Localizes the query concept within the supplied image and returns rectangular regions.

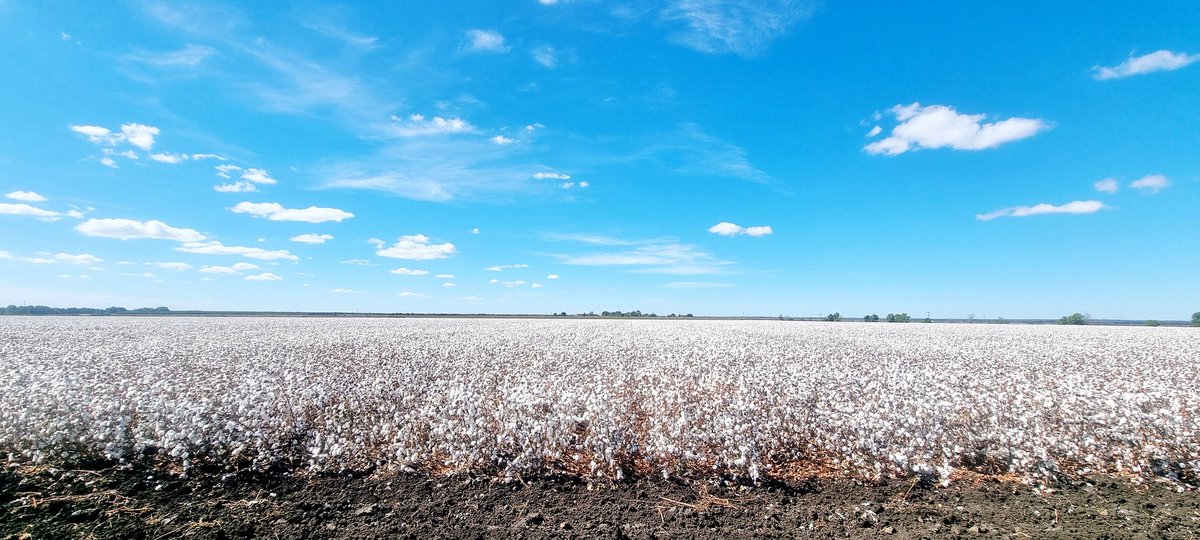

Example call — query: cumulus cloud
[976,200,1107,221]
[443,282,456,287]
[390,268,429,275]
[398,291,430,299]
[231,202,354,223]
[215,164,242,179]
[661,0,813,56]
[490,135,517,145]
[76,218,206,241]
[152,261,191,270]
[1094,50,1200,80]
[388,114,475,137]
[71,123,160,150]
[376,234,457,260]
[52,253,102,265]
[244,272,283,281]
[1094,178,1119,194]
[708,221,773,237]
[1130,174,1170,194]
[546,274,559,279]
[100,157,118,168]
[0,203,65,221]
[435,273,455,279]
[149,152,189,164]
[241,168,277,185]
[865,103,1048,156]
[465,29,508,52]
[485,264,530,271]
[214,182,257,193]
[176,241,298,261]
[199,262,259,274]
[470,227,481,235]
[290,233,334,244]
[5,191,46,202]
[533,172,571,180]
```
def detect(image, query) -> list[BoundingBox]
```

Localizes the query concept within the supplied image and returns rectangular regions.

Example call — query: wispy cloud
[177,241,298,261]
[976,200,1107,221]
[531,44,558,68]
[663,281,732,289]
[465,29,508,53]
[556,237,730,275]
[660,0,813,56]
[290,233,334,244]
[866,103,1048,156]
[634,123,769,182]
[126,44,218,67]
[1130,174,1170,194]
[5,191,47,202]
[1094,178,1119,194]
[1094,50,1200,80]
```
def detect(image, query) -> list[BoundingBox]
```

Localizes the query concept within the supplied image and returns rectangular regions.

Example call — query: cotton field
[1,317,1198,486]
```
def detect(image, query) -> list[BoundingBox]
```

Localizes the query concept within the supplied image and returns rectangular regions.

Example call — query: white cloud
[191,153,227,161]
[470,228,481,235]
[176,241,298,261]
[546,274,559,279]
[531,282,543,288]
[232,262,260,271]
[559,241,728,274]
[531,44,558,68]
[388,114,475,137]
[865,103,1048,156]
[485,264,530,271]
[53,253,102,265]
[435,273,455,279]
[398,291,430,299]
[866,125,882,137]
[152,261,191,270]
[149,152,189,164]
[331,288,361,294]
[0,203,64,221]
[1130,174,1170,194]
[534,172,571,180]
[525,123,545,132]
[390,267,429,275]
[458,296,483,301]
[199,265,239,274]
[245,272,283,281]
[490,135,517,145]
[661,0,813,56]
[376,234,457,260]
[232,201,354,223]
[708,221,772,237]
[241,168,277,185]
[290,233,334,244]
[100,157,118,168]
[76,218,206,241]
[120,124,160,150]
[5,191,46,202]
[538,0,558,4]
[1094,50,1200,80]
[128,44,217,67]
[488,278,499,284]
[214,182,258,193]
[443,282,456,287]
[0,251,11,259]
[1094,178,1119,194]
[341,259,375,266]
[495,280,527,288]
[663,281,733,289]
[465,29,508,52]
[215,164,243,178]
[976,200,1107,221]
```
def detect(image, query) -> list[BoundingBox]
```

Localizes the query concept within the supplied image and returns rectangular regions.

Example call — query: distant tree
[1146,320,1161,327]
[886,313,910,323]
[863,314,879,322]
[1058,312,1087,325]
[824,312,841,322]
[1193,312,1200,326]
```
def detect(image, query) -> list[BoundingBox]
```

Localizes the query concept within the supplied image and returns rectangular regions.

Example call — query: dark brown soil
[2,461,1197,539]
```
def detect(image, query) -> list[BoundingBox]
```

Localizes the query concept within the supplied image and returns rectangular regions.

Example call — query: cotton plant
[1,317,1198,486]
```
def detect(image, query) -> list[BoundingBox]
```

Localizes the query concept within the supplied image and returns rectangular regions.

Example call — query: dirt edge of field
[2,459,1198,539]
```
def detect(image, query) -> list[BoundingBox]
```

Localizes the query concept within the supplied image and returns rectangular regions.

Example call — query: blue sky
[1,1,1197,319]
